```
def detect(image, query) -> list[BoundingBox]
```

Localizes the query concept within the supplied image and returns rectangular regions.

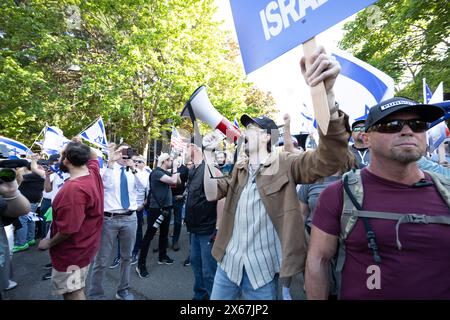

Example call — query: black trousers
[138,207,171,265]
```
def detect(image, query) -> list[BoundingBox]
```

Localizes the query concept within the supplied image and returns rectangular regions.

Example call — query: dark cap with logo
[364,97,444,131]
[240,114,278,131]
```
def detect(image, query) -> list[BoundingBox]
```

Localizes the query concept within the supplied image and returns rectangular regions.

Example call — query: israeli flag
[299,103,317,134]
[80,117,108,150]
[426,84,446,153]
[233,117,240,129]
[424,80,433,104]
[42,126,70,154]
[0,136,32,157]
[89,146,105,168]
[331,49,395,124]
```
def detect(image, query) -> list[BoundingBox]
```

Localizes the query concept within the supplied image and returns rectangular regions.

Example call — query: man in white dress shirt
[88,143,144,300]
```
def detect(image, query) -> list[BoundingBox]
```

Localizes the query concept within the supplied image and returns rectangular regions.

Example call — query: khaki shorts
[51,264,90,296]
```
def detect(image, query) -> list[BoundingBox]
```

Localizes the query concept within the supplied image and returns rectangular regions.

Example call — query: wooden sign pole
[303,37,330,135]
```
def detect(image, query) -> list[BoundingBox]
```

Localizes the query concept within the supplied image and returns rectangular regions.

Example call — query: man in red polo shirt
[38,140,104,300]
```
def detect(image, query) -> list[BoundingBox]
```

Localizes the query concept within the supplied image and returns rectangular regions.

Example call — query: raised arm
[30,154,46,178]
[283,113,302,154]
[102,144,123,188]
[292,46,350,183]
[300,46,340,119]
[201,133,227,201]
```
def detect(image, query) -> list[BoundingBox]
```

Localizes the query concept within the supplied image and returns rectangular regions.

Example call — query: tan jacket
[211,111,350,278]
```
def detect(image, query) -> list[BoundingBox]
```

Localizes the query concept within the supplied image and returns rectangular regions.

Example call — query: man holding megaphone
[202,46,351,300]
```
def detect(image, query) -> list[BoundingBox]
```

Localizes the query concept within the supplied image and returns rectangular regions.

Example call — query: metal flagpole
[423,78,427,104]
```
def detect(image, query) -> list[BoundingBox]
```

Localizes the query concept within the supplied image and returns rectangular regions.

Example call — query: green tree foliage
[0,0,275,153]
[339,0,449,101]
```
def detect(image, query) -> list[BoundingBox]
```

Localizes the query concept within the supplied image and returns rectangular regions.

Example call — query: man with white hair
[136,153,180,279]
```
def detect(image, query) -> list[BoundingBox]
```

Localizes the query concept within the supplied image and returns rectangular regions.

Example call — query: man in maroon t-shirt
[38,140,104,300]
[306,97,450,299]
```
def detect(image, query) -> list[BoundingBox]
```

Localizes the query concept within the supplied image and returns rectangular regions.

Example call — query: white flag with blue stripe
[331,49,395,124]
[80,117,108,150]
[299,103,317,134]
[424,80,433,104]
[42,126,70,155]
[0,136,32,157]
[426,82,445,153]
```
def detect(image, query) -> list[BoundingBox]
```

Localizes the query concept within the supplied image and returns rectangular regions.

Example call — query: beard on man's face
[59,160,69,173]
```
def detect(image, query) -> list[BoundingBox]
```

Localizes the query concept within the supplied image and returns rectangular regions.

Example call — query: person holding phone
[88,143,144,300]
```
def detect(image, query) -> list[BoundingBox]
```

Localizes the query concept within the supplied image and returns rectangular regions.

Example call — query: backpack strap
[424,170,450,209]
[348,209,450,250]
[336,169,382,298]
[340,169,362,240]
[335,169,362,298]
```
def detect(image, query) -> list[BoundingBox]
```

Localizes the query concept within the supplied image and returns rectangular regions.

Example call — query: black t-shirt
[148,167,173,208]
[171,165,189,197]
[19,172,45,203]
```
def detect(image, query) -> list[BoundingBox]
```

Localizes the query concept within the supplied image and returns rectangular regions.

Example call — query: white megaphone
[181,85,241,142]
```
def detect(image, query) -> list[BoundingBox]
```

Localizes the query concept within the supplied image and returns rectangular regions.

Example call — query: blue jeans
[14,203,38,246]
[172,198,184,244]
[190,232,218,300]
[211,265,278,300]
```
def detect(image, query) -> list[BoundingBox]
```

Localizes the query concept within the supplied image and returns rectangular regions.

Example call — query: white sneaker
[5,280,17,291]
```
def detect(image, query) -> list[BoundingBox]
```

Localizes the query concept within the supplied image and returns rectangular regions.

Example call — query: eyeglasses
[352,126,365,133]
[368,119,428,134]
[133,160,144,164]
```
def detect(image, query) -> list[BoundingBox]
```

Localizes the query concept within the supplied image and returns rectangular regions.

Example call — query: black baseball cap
[240,115,278,131]
[48,154,60,162]
[365,97,444,132]
[351,119,366,130]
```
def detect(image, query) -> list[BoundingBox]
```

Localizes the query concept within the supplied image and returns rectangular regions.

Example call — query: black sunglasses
[369,119,428,134]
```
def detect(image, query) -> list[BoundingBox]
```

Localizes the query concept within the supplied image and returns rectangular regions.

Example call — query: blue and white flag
[426,83,446,152]
[299,103,317,134]
[90,147,105,168]
[229,0,378,73]
[428,121,447,153]
[80,117,108,150]
[429,82,444,104]
[233,117,240,129]
[331,49,395,125]
[0,136,32,157]
[42,126,70,155]
[423,80,433,104]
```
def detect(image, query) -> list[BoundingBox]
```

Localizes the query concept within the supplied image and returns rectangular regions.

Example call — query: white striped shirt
[219,169,282,290]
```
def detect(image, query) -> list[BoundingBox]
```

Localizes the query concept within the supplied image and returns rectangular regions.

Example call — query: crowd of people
[1,46,449,300]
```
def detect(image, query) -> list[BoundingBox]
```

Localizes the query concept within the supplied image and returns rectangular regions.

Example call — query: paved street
[3,223,193,300]
[3,223,305,300]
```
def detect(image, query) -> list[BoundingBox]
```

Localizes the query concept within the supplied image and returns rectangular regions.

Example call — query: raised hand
[202,132,221,152]
[300,46,340,93]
